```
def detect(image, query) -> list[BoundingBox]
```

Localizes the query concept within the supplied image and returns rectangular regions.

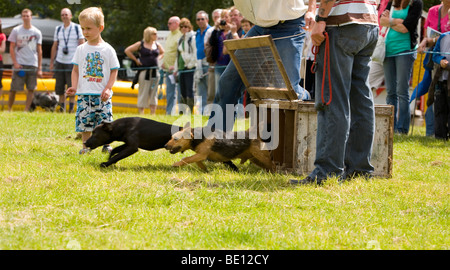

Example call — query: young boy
[240,18,253,36]
[66,7,120,154]
[431,27,450,140]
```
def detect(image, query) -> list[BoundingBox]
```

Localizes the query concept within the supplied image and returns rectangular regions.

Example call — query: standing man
[229,6,244,39]
[195,10,211,114]
[290,0,379,185]
[8,8,42,112]
[50,8,84,113]
[208,0,315,131]
[204,9,222,106]
[162,16,182,115]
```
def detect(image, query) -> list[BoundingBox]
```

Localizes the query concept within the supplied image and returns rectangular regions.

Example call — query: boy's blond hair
[79,7,104,27]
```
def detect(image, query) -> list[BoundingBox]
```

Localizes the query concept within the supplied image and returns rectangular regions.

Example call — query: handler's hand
[441,59,448,69]
[311,21,327,46]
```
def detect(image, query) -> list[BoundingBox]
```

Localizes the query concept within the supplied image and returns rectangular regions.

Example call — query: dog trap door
[224,35,298,101]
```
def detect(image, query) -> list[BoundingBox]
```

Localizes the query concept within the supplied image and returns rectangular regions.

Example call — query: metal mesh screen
[235,46,288,89]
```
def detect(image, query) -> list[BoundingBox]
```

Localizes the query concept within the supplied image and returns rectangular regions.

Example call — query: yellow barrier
[0,78,168,114]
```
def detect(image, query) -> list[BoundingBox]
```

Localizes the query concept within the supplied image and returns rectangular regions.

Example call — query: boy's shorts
[10,65,38,91]
[76,95,113,132]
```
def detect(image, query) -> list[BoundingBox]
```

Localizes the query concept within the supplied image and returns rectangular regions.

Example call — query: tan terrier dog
[165,122,275,172]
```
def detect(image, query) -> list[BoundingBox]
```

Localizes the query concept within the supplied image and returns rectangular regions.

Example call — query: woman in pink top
[0,19,6,99]
[418,1,450,52]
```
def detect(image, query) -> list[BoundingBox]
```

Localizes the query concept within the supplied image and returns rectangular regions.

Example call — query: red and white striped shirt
[327,0,379,27]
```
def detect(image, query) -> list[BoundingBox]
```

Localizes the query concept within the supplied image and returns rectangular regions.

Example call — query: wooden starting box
[225,35,394,178]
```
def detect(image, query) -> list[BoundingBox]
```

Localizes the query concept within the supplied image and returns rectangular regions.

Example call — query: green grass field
[0,111,448,250]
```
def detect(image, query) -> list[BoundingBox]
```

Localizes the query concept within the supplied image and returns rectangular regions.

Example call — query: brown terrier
[164,122,275,172]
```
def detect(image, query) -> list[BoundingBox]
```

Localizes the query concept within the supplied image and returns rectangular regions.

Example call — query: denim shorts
[75,95,113,132]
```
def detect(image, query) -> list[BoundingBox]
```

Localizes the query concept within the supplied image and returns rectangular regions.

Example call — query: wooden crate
[225,36,394,178]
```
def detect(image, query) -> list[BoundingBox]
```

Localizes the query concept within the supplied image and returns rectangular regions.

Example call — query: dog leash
[311,32,332,110]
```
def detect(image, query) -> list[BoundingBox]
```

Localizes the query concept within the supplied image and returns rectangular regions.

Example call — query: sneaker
[289,176,323,186]
[102,145,113,154]
[79,148,91,155]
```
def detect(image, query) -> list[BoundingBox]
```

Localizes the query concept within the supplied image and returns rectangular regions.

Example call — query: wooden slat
[248,87,295,101]
[224,35,273,51]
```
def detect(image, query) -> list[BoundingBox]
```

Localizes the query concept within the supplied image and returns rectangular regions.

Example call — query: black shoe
[289,176,323,186]
[339,171,373,184]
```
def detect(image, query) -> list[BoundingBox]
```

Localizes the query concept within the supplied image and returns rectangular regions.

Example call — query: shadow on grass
[395,133,448,148]
[85,159,298,192]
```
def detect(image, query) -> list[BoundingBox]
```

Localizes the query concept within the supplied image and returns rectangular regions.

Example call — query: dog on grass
[30,92,58,112]
[85,117,180,168]
[164,122,275,172]
[84,117,238,170]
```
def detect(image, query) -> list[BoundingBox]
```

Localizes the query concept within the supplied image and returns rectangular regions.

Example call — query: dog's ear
[182,122,193,139]
[102,122,113,132]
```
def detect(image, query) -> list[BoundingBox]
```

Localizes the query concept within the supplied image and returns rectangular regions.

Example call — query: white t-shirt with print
[72,42,120,96]
[7,25,42,67]
[54,22,84,64]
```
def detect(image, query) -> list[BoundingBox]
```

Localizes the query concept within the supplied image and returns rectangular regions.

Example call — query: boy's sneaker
[102,145,113,154]
[79,148,91,155]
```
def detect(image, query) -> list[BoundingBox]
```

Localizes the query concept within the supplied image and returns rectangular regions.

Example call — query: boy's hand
[101,88,112,102]
[441,59,448,69]
[66,87,76,97]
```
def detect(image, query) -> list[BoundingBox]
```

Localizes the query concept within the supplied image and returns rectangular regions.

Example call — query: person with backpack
[174,18,197,113]
[125,27,164,115]
[50,8,84,113]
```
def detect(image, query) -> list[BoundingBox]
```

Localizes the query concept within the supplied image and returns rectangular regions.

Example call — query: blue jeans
[309,24,378,181]
[425,105,434,136]
[209,16,308,131]
[165,73,177,115]
[213,65,227,103]
[383,52,416,134]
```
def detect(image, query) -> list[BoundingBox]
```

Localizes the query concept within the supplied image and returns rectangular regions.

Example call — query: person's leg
[198,65,208,114]
[54,62,67,112]
[9,70,25,111]
[165,75,176,115]
[8,91,16,112]
[25,90,34,112]
[137,71,151,114]
[344,26,378,178]
[148,72,160,115]
[207,66,216,104]
[270,17,308,99]
[434,82,447,139]
[383,56,399,130]
[425,105,435,137]
[292,24,377,184]
[24,67,38,112]
[395,53,416,134]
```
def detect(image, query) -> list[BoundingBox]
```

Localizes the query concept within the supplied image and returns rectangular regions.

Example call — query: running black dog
[85,117,239,170]
[30,92,58,112]
[85,117,179,168]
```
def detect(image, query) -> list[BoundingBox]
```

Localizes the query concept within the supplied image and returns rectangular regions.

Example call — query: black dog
[85,117,239,170]
[30,92,58,112]
[85,117,180,168]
